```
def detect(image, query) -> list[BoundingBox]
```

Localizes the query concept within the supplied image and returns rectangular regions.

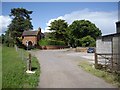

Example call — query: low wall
[75,47,95,52]
[75,47,88,52]
[37,45,69,50]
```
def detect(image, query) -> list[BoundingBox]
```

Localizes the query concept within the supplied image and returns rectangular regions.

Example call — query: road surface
[32,49,116,88]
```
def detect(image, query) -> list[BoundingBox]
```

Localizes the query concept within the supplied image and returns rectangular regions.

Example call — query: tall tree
[48,19,68,44]
[69,20,101,39]
[69,20,102,47]
[6,8,33,46]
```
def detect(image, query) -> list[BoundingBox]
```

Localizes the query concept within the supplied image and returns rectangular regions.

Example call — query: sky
[0,2,119,35]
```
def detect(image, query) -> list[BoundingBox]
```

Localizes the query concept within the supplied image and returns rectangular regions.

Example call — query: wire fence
[14,45,27,63]
[15,45,32,71]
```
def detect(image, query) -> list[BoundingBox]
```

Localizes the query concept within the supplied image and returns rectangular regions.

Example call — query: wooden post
[27,53,32,71]
[15,45,18,52]
[95,53,98,69]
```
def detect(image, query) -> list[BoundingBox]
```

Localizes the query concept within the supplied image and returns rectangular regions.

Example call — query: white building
[96,21,120,71]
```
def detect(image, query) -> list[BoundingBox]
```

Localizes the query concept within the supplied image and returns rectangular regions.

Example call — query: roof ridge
[22,30,40,36]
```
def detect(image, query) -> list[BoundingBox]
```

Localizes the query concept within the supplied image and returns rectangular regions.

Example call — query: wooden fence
[95,53,120,72]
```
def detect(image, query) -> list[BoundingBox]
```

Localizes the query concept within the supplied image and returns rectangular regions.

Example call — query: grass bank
[0,45,2,89]
[2,46,40,88]
[79,61,120,87]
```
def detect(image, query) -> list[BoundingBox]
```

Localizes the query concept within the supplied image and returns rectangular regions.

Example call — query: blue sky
[1,2,118,35]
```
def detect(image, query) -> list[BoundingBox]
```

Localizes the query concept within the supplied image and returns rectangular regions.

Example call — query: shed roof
[97,33,120,39]
[22,30,39,36]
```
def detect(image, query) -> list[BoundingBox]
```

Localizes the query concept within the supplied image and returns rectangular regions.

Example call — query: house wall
[96,38,112,54]
[22,36,37,46]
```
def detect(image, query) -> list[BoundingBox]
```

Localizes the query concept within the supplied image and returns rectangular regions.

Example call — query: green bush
[38,38,48,46]
[38,38,65,46]
[80,35,96,47]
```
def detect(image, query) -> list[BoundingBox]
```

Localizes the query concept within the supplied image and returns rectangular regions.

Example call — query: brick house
[22,27,41,47]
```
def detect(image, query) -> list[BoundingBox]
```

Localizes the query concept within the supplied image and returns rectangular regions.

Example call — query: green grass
[79,61,120,87]
[0,45,2,89]
[2,46,40,88]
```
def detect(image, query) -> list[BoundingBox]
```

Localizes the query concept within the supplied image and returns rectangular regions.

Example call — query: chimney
[116,21,120,33]
[38,27,41,33]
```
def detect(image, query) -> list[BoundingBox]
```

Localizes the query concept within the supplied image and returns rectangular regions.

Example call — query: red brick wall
[37,45,69,50]
[22,36,37,46]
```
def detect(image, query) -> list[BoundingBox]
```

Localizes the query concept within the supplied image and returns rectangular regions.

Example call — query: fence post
[27,53,32,71]
[15,45,18,52]
[95,53,98,69]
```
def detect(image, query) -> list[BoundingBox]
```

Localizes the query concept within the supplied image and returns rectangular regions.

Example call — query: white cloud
[0,15,12,35]
[45,16,64,32]
[45,9,117,35]
[41,28,45,33]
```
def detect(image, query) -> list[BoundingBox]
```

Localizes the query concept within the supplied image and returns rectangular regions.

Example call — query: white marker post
[26,53,35,74]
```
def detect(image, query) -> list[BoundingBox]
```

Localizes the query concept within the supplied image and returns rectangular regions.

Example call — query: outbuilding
[96,21,120,71]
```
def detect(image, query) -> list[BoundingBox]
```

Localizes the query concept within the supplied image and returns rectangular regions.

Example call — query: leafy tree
[48,19,68,44]
[69,20,101,39]
[0,35,2,44]
[0,34,5,44]
[3,31,15,47]
[6,8,33,46]
[80,35,95,47]
[69,20,102,47]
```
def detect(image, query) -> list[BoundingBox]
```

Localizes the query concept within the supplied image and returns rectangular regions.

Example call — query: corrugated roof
[22,30,39,36]
[97,33,120,39]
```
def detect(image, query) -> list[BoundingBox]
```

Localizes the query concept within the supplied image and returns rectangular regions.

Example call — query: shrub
[38,38,65,46]
[80,35,96,47]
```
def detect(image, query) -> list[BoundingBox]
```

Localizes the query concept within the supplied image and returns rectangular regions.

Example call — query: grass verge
[79,61,120,87]
[2,46,40,88]
[0,45,2,89]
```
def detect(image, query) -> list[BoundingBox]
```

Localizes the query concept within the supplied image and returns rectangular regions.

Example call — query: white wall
[96,39,112,54]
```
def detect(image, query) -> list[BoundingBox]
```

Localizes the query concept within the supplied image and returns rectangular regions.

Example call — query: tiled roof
[22,30,39,36]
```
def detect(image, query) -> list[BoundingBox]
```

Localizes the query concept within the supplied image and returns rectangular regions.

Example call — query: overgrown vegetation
[48,19,102,47]
[79,61,120,87]
[2,46,40,88]
[38,38,65,46]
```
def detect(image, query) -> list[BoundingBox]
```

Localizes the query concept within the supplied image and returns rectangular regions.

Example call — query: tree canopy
[8,8,33,37]
[69,20,101,40]
[48,19,102,47]
[48,19,69,44]
[4,8,33,47]
[68,20,102,47]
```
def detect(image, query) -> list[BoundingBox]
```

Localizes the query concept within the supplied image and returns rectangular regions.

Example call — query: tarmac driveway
[32,49,116,88]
